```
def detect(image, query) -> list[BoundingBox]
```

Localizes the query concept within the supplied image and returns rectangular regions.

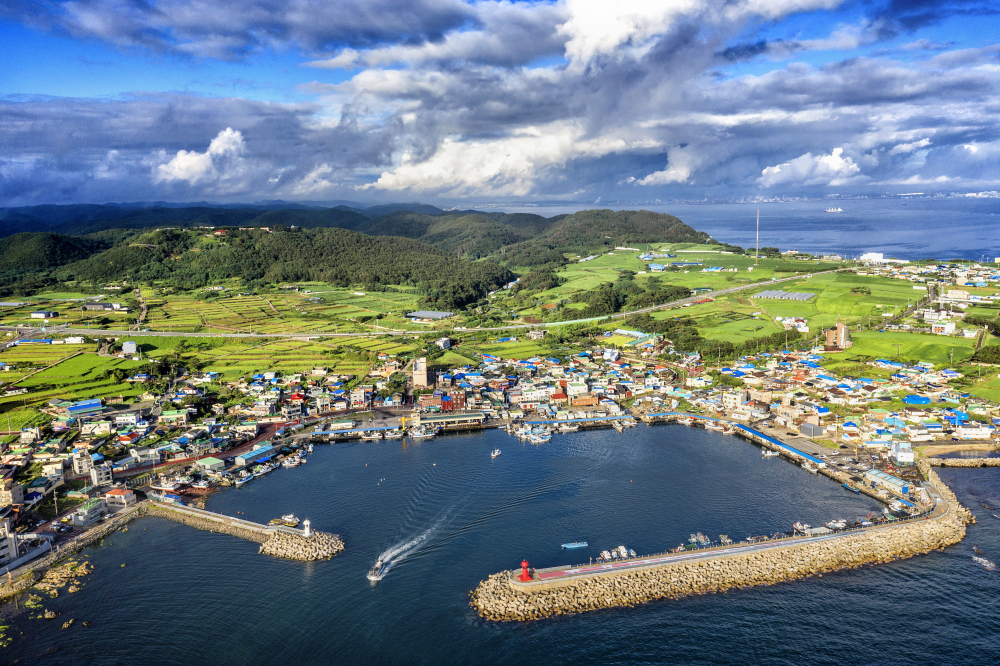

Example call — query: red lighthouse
[519,560,532,582]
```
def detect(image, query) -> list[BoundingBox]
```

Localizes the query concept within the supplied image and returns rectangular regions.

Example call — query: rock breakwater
[259,531,345,560]
[148,503,268,543]
[926,457,1000,467]
[471,470,969,621]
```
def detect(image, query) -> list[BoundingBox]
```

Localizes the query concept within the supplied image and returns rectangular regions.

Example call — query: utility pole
[754,209,760,266]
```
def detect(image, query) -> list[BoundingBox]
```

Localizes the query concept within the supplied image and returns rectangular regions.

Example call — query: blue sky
[1,0,998,205]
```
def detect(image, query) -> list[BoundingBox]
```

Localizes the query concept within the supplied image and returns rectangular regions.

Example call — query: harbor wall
[926,457,1000,467]
[470,463,970,622]
[147,503,345,560]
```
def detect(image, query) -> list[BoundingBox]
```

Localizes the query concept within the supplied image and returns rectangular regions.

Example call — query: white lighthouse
[302,519,311,537]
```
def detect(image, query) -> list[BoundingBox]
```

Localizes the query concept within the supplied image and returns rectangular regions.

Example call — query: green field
[820,331,977,371]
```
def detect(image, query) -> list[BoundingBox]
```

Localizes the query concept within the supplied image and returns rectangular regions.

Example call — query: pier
[470,462,971,621]
[148,501,345,561]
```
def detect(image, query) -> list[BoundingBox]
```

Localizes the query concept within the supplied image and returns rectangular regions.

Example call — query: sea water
[493,198,1000,261]
[5,427,999,665]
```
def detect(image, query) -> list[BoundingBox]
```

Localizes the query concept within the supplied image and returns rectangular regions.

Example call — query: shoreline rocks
[470,464,970,622]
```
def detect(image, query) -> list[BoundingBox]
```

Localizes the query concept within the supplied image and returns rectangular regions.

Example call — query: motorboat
[234,475,252,487]
[562,541,588,549]
[628,549,637,558]
[600,550,612,561]
[704,421,725,431]
[361,431,383,441]
[282,457,300,468]
[825,207,843,213]
[384,430,403,439]
[763,450,780,457]
[409,427,435,439]
[558,424,579,432]
[972,556,997,571]
[367,560,388,581]
[611,420,624,432]
[616,546,629,559]
[801,462,818,473]
[491,448,501,459]
[826,519,847,530]
[793,522,810,533]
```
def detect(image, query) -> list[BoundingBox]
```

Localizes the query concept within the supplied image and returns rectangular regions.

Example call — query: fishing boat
[600,550,612,561]
[696,533,711,547]
[409,427,435,439]
[719,535,733,545]
[561,541,588,549]
[826,519,847,530]
[611,420,624,432]
[704,421,725,431]
[282,457,300,468]
[234,474,252,487]
[793,522,810,533]
[361,431,383,441]
[622,418,637,427]
[843,481,861,493]
[307,443,314,453]
[972,556,997,571]
[269,514,300,528]
[491,448,501,459]
[558,424,579,432]
[688,533,699,544]
[628,548,637,558]
[384,430,403,439]
[616,546,629,559]
[528,433,552,444]
[149,478,182,492]
[367,559,388,581]
[825,207,843,213]
[801,462,818,473]
[192,479,211,489]
[762,450,780,457]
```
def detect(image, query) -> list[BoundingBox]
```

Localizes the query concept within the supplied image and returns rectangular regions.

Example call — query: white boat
[528,433,552,444]
[611,420,624,432]
[972,556,997,571]
[149,479,182,492]
[491,449,501,459]
[600,550,612,561]
[825,207,843,213]
[558,424,579,432]
[234,475,252,487]
[793,522,810,533]
[616,546,629,559]
[763,450,780,457]
[307,443,314,453]
[368,559,388,581]
[192,480,210,489]
[361,431,383,440]
[409,428,435,439]
[383,430,403,439]
[826,519,847,530]
[801,462,818,473]
[629,549,637,558]
[704,422,724,431]
[282,457,300,468]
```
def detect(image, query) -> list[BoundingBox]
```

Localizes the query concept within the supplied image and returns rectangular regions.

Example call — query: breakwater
[927,457,1000,467]
[470,465,970,621]
[147,503,345,560]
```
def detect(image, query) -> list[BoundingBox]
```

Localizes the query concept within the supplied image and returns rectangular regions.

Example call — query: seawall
[147,503,345,560]
[927,457,1000,467]
[470,461,970,621]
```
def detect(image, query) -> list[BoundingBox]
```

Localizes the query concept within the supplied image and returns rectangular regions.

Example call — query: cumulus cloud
[155,128,246,185]
[3,0,1000,204]
[757,147,862,187]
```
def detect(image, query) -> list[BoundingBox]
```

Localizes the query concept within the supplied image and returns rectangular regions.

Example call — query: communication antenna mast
[755,209,760,266]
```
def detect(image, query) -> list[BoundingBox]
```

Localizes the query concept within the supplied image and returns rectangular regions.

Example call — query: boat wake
[373,512,451,580]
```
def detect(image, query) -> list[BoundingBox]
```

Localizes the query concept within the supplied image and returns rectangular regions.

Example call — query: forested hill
[48,227,514,310]
[0,232,108,283]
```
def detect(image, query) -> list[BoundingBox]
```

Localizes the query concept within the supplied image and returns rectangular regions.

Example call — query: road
[0,268,849,340]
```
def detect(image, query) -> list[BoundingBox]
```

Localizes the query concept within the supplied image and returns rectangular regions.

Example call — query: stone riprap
[927,457,1000,467]
[471,463,969,622]
[258,531,345,560]
[148,503,344,561]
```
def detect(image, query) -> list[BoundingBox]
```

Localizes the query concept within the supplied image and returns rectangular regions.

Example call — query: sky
[1,0,999,206]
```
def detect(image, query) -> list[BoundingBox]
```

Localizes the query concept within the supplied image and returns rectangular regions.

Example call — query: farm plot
[820,331,977,371]
[0,353,148,414]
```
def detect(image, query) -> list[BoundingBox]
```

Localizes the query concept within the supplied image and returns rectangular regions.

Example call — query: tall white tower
[303,519,311,537]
